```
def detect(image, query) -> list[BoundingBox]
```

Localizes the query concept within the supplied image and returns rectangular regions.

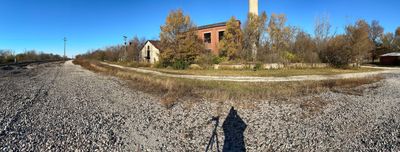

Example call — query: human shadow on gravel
[222,107,247,152]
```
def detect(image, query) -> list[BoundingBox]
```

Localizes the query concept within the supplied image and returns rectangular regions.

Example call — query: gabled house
[141,40,161,64]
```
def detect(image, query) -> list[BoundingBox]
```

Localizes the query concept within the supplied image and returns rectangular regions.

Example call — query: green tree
[218,16,242,60]
[159,9,205,69]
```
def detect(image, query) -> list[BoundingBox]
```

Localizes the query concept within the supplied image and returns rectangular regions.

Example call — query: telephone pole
[123,36,127,61]
[64,37,67,60]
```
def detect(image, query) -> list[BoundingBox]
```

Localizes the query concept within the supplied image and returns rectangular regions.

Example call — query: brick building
[197,21,241,55]
[140,21,241,64]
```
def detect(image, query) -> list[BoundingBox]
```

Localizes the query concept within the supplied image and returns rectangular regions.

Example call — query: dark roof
[146,40,161,50]
[197,20,241,30]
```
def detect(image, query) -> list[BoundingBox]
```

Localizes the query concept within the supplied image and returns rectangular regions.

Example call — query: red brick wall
[197,26,227,55]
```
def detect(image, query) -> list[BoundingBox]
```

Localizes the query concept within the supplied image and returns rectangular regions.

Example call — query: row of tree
[0,49,63,64]
[159,10,400,68]
[77,9,400,69]
[76,37,146,62]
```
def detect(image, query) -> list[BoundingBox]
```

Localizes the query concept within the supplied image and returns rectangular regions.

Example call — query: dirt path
[101,62,400,82]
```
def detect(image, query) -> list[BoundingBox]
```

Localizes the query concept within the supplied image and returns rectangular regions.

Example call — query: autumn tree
[394,27,400,51]
[368,20,384,62]
[127,36,146,62]
[266,14,294,63]
[0,49,14,63]
[382,33,394,51]
[159,9,205,69]
[314,14,332,62]
[396,27,400,37]
[325,35,352,68]
[293,30,319,63]
[242,11,267,61]
[218,16,242,60]
[345,19,374,67]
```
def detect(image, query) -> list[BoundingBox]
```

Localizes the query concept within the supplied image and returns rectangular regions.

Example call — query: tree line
[78,9,400,69]
[0,49,63,64]
[76,36,146,62]
[159,10,400,69]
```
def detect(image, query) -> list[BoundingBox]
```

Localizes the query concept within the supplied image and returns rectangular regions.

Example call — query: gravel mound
[0,61,399,151]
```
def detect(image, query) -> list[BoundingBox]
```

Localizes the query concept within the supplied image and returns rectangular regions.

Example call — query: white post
[249,0,259,61]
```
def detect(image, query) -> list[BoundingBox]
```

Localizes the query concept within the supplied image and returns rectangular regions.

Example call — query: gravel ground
[0,61,399,151]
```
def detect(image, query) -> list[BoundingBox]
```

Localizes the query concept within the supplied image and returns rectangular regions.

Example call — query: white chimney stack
[249,0,259,16]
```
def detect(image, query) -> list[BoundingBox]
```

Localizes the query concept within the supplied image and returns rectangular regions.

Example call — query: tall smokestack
[249,0,258,16]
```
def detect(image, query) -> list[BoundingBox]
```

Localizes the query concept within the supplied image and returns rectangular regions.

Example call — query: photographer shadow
[205,107,247,152]
[222,107,247,152]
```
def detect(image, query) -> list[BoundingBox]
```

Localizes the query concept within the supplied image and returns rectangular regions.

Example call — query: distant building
[380,52,400,65]
[140,40,161,64]
[140,0,253,64]
[141,21,241,64]
[197,21,241,55]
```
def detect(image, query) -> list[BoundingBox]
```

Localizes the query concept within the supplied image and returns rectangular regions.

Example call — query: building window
[146,46,151,60]
[218,31,225,41]
[204,33,211,43]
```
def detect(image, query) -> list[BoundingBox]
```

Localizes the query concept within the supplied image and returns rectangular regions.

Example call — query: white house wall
[141,42,160,64]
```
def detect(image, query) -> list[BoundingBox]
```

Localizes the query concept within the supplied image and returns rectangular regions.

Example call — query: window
[218,31,225,41]
[204,33,211,43]
[146,45,151,60]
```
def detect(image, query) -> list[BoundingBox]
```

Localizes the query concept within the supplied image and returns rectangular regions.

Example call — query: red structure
[380,52,400,65]
[197,21,241,55]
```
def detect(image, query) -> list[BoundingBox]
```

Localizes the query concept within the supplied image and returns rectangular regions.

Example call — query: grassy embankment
[74,59,382,108]
[110,61,379,77]
[144,67,379,77]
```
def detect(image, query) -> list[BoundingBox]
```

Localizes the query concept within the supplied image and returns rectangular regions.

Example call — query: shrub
[213,56,227,64]
[196,53,216,67]
[324,35,352,68]
[283,51,298,63]
[172,59,190,70]
[253,63,263,71]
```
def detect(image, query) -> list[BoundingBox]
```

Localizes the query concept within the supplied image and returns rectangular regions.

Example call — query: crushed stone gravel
[0,61,399,151]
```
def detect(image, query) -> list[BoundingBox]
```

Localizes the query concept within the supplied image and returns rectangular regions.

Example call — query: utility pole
[13,50,16,63]
[64,37,67,60]
[123,36,128,61]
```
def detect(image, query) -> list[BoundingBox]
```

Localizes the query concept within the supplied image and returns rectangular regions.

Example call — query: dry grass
[144,67,380,77]
[73,59,383,108]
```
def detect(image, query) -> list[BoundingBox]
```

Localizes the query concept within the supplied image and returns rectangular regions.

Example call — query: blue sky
[0,0,399,57]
